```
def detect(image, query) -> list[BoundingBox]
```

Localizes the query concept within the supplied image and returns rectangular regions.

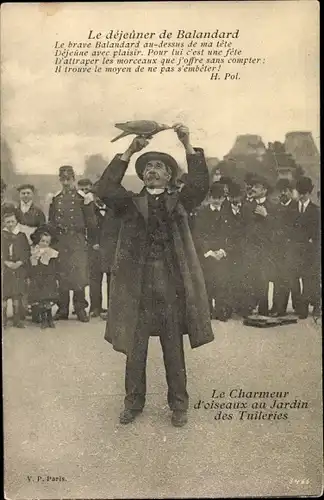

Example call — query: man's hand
[254,205,268,217]
[173,123,195,155]
[92,244,100,251]
[121,136,150,162]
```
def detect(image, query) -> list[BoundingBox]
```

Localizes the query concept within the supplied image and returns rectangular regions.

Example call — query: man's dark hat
[251,175,270,189]
[228,181,244,198]
[210,181,226,198]
[276,178,293,191]
[219,176,233,186]
[59,165,75,179]
[17,183,35,192]
[295,176,313,195]
[30,224,58,245]
[244,171,257,182]
[135,152,178,181]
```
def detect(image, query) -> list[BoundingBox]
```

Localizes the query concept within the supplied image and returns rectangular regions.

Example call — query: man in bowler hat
[96,123,214,427]
[242,175,276,316]
[293,176,320,318]
[271,179,301,316]
[49,166,98,322]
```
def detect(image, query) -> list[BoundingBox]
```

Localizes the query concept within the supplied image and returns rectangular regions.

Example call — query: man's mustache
[145,171,160,179]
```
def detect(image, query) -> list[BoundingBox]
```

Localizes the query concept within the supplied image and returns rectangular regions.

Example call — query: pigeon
[111,120,172,143]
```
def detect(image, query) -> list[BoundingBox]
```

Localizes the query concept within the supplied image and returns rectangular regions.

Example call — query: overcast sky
[1,1,319,175]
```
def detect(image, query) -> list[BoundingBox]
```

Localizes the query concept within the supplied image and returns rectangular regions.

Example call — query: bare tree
[1,136,16,185]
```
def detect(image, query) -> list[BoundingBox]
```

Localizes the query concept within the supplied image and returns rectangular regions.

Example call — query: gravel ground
[3,304,323,499]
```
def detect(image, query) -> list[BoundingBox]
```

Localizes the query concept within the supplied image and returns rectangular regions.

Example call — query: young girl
[29,225,59,329]
[2,209,30,328]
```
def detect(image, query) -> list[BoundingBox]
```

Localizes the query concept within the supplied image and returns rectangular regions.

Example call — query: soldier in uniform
[96,124,214,427]
[48,166,97,322]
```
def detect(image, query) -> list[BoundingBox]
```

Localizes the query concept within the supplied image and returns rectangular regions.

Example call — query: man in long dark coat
[241,175,277,316]
[293,177,320,319]
[225,182,247,315]
[192,182,231,321]
[96,124,214,427]
[271,179,301,316]
[48,166,98,322]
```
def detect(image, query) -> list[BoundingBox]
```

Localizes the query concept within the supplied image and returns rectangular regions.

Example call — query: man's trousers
[58,289,88,314]
[124,258,189,412]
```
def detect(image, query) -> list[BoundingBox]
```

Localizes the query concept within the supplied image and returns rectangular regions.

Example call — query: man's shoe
[100,311,108,321]
[76,310,90,323]
[171,410,188,427]
[90,309,101,318]
[119,409,142,425]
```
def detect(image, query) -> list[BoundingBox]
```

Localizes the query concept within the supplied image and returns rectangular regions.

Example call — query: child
[2,209,30,328]
[29,225,59,329]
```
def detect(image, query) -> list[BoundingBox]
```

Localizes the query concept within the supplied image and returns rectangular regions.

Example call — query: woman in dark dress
[29,225,59,329]
[2,208,30,328]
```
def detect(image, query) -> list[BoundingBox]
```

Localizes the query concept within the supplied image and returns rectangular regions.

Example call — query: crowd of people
[1,153,321,331]
[191,173,320,321]
[1,172,118,329]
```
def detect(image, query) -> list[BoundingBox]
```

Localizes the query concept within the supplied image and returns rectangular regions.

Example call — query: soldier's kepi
[96,123,214,429]
[59,165,75,184]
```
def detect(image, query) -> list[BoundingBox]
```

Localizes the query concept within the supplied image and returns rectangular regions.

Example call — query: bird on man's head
[111,120,172,143]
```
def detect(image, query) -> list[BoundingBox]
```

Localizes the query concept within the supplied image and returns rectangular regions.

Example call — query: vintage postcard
[1,1,322,499]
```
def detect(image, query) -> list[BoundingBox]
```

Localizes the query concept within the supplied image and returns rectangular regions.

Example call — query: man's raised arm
[174,124,210,212]
[95,137,149,209]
